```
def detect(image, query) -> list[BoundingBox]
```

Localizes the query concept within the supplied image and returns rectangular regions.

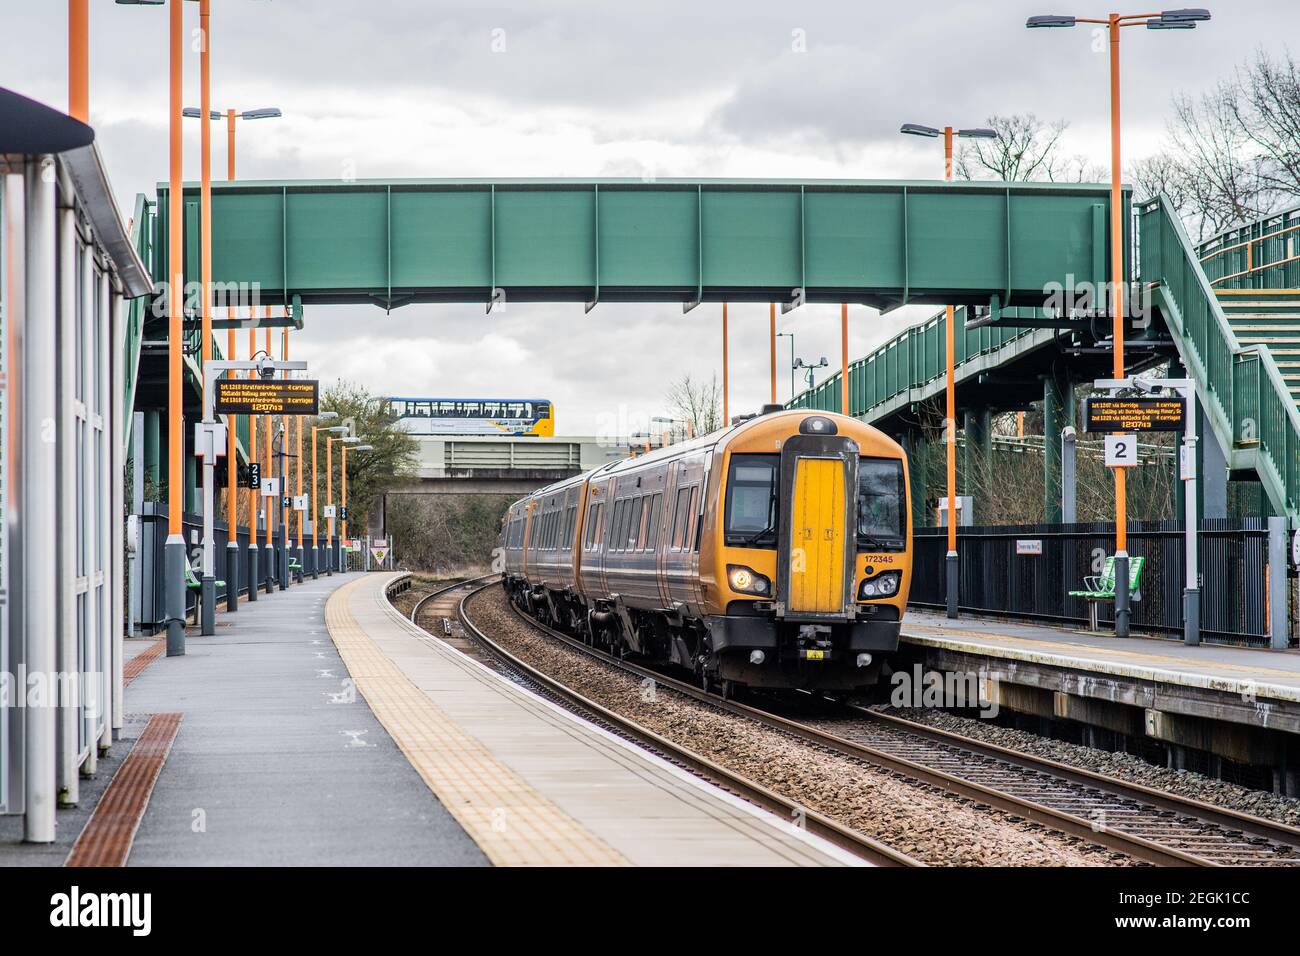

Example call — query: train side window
[627,497,643,550]
[584,502,601,550]
[693,485,703,552]
[612,500,627,552]
[671,486,691,550]
[645,494,661,551]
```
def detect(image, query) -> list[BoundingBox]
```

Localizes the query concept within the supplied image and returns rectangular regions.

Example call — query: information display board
[1085,396,1185,433]
[215,379,319,416]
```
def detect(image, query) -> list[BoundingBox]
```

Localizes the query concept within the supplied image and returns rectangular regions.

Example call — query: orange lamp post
[1027,8,1211,636]
[900,121,999,619]
[163,0,186,655]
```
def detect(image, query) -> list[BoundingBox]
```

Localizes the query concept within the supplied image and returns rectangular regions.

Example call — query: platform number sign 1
[1104,434,1137,468]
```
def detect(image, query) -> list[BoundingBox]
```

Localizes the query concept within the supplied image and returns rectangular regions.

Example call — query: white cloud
[3,0,1295,437]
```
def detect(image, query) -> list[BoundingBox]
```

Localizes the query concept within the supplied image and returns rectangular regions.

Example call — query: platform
[120,572,488,866]
[898,610,1300,783]
[22,569,858,866]
[328,572,858,866]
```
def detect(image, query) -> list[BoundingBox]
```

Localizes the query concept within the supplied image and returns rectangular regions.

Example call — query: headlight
[859,571,901,600]
[728,565,771,596]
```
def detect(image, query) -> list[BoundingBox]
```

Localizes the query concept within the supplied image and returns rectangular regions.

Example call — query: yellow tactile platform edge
[326,576,628,867]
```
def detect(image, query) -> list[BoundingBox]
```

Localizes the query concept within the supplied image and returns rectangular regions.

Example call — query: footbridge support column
[1042,365,1074,523]
[903,429,929,529]
[1196,402,1228,520]
[963,409,991,498]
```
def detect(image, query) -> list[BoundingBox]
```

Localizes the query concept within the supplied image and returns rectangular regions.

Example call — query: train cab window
[858,457,907,551]
[724,454,779,548]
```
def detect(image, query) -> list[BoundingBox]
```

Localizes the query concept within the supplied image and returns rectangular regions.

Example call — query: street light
[337,437,363,572]
[900,120,1000,620]
[183,105,282,179]
[183,95,279,604]
[308,414,341,577]
[324,431,356,574]
[794,356,828,392]
[1027,7,1210,638]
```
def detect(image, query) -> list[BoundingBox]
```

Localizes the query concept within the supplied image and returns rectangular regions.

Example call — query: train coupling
[795,624,833,662]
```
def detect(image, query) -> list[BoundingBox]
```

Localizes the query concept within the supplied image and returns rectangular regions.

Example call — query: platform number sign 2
[1104,434,1137,468]
[246,462,261,489]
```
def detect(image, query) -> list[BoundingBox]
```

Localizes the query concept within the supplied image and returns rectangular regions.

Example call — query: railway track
[410,575,1300,867]
[408,576,921,867]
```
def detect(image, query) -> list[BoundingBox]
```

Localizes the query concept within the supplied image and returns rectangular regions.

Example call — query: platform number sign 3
[1104,434,1137,468]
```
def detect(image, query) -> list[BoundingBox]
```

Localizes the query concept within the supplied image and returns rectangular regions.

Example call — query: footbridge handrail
[1196,202,1300,291]
[786,306,1052,420]
[1140,193,1300,516]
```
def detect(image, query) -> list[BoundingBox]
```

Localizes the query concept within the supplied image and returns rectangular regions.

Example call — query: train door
[787,457,847,614]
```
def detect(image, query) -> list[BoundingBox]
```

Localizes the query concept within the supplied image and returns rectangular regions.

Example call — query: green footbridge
[132,176,1127,501]
[127,176,1300,518]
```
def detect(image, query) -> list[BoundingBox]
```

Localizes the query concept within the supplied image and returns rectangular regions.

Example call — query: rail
[448,579,920,866]
[466,582,1300,866]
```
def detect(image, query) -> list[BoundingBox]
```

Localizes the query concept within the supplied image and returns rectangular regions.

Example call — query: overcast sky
[3,1,1293,435]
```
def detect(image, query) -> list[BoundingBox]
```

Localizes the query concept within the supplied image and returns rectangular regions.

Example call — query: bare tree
[956,114,1077,183]
[1138,49,1300,240]
[1234,48,1300,207]
[1167,84,1271,238]
[666,372,722,435]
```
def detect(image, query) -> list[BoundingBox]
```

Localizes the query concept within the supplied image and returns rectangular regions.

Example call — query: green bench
[1069,555,1145,631]
[184,565,227,625]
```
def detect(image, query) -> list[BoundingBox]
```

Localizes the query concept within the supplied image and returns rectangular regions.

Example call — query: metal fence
[137,504,338,632]
[911,519,1281,647]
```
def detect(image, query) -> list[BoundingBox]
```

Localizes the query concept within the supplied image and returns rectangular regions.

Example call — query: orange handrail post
[769,303,777,405]
[721,302,729,427]
[68,0,88,122]
[840,303,849,416]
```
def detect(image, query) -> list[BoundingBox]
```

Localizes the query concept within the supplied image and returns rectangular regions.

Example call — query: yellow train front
[500,408,912,693]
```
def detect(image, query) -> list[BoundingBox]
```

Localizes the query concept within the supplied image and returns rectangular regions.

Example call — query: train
[499,406,912,694]
[387,397,555,436]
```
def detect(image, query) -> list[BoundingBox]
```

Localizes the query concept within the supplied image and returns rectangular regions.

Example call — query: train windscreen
[857,457,906,551]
